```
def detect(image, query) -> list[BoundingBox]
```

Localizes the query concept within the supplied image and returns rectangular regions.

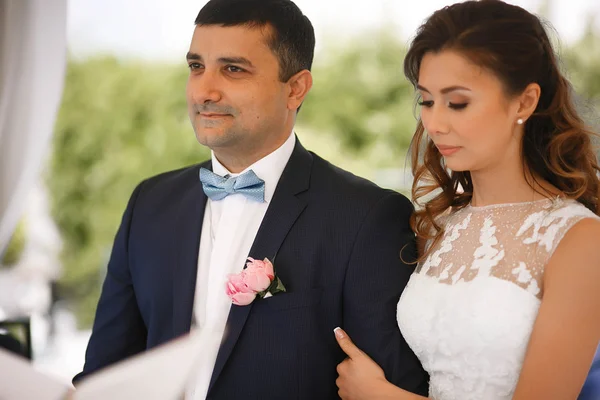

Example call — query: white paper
[0,349,71,400]
[74,328,211,400]
[0,328,213,400]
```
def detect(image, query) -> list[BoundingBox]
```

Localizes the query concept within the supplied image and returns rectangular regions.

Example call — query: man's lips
[199,113,230,118]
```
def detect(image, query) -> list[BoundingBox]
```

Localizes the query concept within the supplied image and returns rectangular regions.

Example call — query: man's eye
[226,66,244,73]
[188,63,202,71]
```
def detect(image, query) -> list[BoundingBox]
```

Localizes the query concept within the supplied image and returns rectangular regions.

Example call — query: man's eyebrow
[186,52,202,61]
[185,53,255,69]
[217,56,254,68]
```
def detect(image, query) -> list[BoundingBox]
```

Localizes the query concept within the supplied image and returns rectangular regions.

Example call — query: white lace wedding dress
[397,198,599,400]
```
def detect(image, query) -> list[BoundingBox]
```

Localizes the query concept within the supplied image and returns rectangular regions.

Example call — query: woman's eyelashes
[448,102,468,110]
[418,100,469,110]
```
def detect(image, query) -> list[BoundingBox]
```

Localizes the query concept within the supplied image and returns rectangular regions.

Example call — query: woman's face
[417,49,523,173]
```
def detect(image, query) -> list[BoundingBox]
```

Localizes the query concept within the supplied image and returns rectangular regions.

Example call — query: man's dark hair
[195,0,315,82]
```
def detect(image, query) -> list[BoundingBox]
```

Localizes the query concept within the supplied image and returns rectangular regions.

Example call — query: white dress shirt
[187,132,296,399]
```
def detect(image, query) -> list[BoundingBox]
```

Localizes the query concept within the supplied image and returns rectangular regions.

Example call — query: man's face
[186,24,291,155]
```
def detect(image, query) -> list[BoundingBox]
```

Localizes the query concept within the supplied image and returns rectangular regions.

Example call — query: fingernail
[334,327,345,339]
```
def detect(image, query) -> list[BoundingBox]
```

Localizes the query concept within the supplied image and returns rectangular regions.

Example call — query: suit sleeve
[72,181,148,384]
[342,192,429,395]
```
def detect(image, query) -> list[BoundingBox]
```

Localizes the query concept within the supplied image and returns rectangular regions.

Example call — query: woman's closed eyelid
[417,100,468,110]
[448,102,468,110]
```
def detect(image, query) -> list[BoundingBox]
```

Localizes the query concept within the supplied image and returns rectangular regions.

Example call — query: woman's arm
[512,218,600,399]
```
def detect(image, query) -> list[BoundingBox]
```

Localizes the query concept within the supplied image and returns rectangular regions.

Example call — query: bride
[334,1,600,399]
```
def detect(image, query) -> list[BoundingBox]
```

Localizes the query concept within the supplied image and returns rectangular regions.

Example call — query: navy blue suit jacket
[579,346,600,400]
[74,140,428,399]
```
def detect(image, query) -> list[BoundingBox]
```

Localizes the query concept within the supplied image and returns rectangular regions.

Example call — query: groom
[74,0,428,398]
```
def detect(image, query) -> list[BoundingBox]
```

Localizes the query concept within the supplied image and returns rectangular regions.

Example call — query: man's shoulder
[140,161,207,189]
[308,152,412,209]
[130,160,209,204]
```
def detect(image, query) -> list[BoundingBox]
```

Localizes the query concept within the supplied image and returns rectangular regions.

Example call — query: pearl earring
[517,118,524,125]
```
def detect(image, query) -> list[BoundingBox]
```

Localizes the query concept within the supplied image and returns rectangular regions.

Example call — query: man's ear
[286,70,313,111]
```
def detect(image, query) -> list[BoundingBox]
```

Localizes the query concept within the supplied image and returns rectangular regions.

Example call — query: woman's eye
[448,102,468,110]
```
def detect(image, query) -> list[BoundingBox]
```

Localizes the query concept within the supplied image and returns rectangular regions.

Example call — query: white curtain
[0,0,67,251]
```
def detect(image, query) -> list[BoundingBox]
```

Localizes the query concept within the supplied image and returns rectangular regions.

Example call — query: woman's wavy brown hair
[404,0,600,260]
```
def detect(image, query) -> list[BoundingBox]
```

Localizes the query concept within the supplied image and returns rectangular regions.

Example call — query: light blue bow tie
[199,167,265,202]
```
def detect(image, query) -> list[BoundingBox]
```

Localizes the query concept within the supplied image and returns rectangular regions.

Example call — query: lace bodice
[397,198,599,400]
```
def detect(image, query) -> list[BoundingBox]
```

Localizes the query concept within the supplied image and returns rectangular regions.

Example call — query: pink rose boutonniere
[225,257,286,306]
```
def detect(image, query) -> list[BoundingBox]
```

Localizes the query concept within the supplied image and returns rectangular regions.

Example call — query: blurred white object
[0,328,215,400]
[0,0,67,251]
[0,182,62,306]
[0,348,71,400]
[34,307,91,384]
[0,181,63,354]
[75,328,215,400]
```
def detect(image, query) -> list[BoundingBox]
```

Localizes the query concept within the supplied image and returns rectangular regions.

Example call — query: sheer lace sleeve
[416,198,599,299]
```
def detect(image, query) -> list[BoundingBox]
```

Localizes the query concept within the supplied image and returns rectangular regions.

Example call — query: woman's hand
[334,327,395,400]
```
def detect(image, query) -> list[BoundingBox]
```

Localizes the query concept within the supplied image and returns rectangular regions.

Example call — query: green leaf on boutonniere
[272,276,286,294]
[261,276,286,298]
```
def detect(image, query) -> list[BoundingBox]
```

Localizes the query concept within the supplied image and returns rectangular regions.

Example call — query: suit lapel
[172,161,211,338]
[208,139,313,392]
